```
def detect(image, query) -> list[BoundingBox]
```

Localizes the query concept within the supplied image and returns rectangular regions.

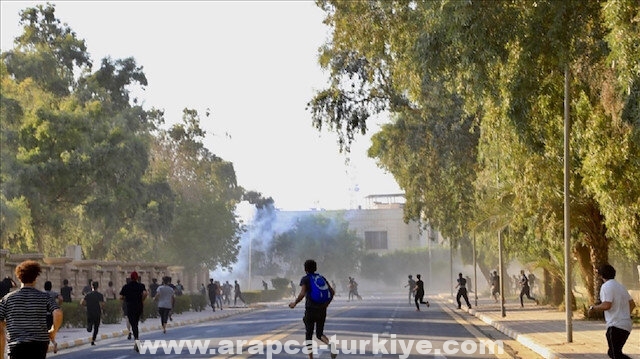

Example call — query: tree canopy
[310,0,640,303]
[0,4,246,271]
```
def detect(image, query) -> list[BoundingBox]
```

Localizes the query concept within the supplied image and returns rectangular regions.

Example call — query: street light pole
[498,229,506,317]
[564,64,573,342]
[473,231,478,307]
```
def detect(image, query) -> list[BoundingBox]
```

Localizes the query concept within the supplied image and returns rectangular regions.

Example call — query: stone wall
[0,250,209,298]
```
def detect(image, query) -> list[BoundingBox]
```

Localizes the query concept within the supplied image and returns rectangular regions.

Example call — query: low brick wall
[0,250,209,297]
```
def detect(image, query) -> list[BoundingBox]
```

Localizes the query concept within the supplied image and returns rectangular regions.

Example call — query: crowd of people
[0,260,252,358]
[0,259,635,359]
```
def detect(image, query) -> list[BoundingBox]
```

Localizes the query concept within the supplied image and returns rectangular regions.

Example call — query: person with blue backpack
[289,259,338,359]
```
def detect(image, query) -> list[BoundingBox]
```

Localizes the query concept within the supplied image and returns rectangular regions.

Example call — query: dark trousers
[234,293,245,305]
[8,341,49,359]
[414,290,426,309]
[519,285,536,306]
[87,313,101,341]
[303,307,327,341]
[159,307,171,326]
[209,295,217,311]
[606,326,631,359]
[457,288,471,308]
[127,309,142,340]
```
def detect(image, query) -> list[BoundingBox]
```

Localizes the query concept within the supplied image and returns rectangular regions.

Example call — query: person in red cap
[119,271,147,352]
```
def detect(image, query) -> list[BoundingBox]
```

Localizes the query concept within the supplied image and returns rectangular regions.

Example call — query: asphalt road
[49,295,512,358]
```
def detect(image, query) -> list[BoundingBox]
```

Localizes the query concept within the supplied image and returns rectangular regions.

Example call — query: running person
[413,274,429,311]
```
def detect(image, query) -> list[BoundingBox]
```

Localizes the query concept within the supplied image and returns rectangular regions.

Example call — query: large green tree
[147,109,244,271]
[1,4,151,256]
[1,4,246,273]
[310,0,640,304]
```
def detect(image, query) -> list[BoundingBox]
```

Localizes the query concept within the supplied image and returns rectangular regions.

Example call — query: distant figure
[511,275,519,295]
[44,281,62,352]
[290,280,296,299]
[455,273,472,310]
[199,283,206,296]
[82,278,93,296]
[154,277,175,334]
[348,277,362,301]
[465,275,473,293]
[61,278,73,302]
[174,280,184,296]
[223,281,232,305]
[166,277,176,321]
[527,272,536,295]
[105,281,117,300]
[207,279,218,312]
[234,280,246,306]
[81,281,105,346]
[215,281,223,310]
[519,269,538,307]
[413,274,429,311]
[262,280,268,291]
[0,260,63,358]
[490,270,500,302]
[588,264,636,359]
[149,278,159,298]
[0,276,16,298]
[405,275,416,305]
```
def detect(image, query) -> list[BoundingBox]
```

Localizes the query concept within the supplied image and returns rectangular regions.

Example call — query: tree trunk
[543,267,552,302]
[550,273,564,306]
[574,199,610,304]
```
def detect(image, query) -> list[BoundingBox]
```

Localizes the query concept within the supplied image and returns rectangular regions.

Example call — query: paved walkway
[441,293,639,359]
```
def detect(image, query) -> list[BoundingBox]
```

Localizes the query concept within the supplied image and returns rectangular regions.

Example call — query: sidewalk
[441,293,639,359]
[48,305,256,355]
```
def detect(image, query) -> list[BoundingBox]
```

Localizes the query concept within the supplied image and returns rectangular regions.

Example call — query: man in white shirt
[588,264,636,359]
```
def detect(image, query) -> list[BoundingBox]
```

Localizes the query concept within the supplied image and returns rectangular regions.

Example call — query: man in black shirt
[120,271,147,352]
[207,279,218,311]
[455,272,472,310]
[413,274,429,311]
[81,281,105,346]
[60,279,73,302]
[519,269,538,307]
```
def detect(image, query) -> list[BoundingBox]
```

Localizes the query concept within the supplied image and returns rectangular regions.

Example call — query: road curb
[47,306,256,353]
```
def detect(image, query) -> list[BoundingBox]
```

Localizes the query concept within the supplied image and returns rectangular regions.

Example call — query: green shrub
[102,300,123,324]
[61,301,85,328]
[260,288,288,302]
[239,288,289,304]
[189,294,207,312]
[140,300,158,323]
[242,290,260,304]
[271,277,291,291]
[173,295,191,314]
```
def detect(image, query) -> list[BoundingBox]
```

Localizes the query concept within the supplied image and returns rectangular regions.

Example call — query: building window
[365,231,388,250]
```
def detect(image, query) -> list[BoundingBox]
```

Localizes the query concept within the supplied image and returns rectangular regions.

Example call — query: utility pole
[564,64,573,342]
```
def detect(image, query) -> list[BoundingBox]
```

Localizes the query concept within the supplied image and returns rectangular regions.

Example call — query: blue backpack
[308,273,332,303]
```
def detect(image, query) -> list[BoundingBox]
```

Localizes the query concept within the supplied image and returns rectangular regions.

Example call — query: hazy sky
[1,1,402,211]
